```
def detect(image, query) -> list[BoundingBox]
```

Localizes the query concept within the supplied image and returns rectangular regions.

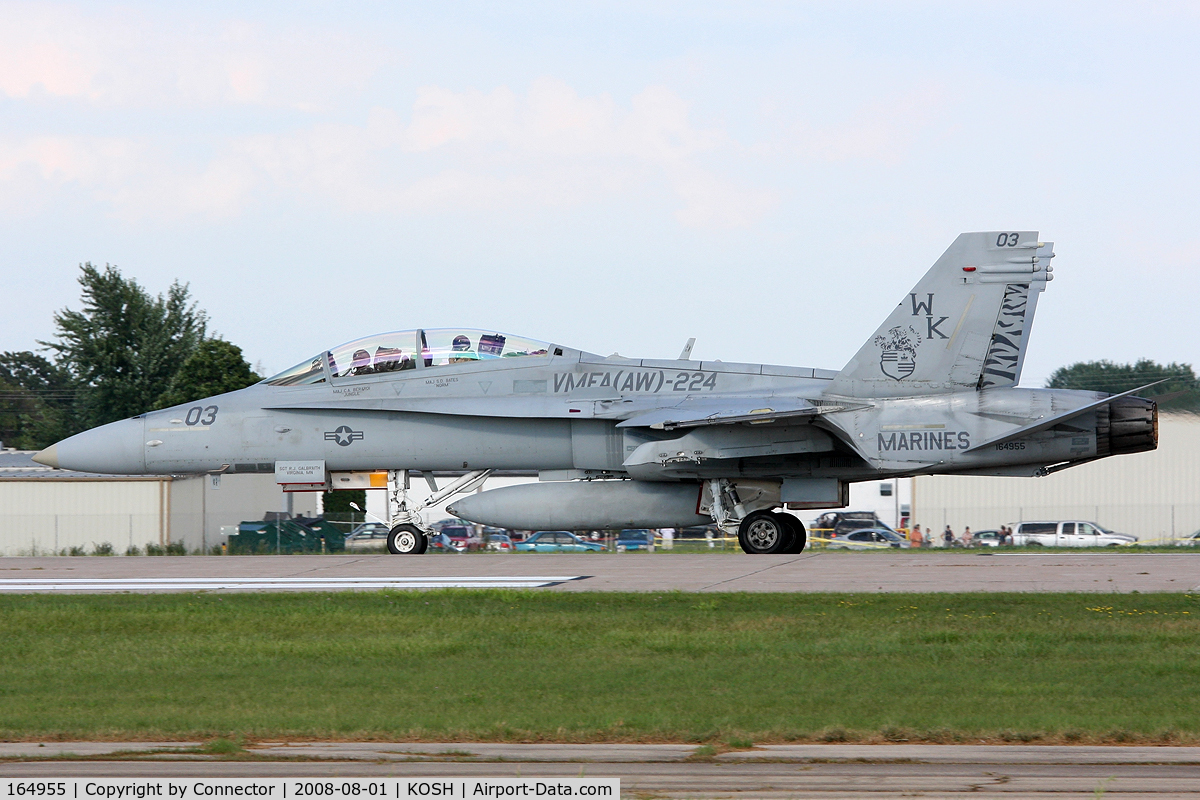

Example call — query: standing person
[661,527,675,550]
[910,524,924,548]
[962,526,973,548]
[942,525,955,548]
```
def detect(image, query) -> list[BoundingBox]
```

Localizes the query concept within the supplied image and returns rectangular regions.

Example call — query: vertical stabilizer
[828,231,1053,398]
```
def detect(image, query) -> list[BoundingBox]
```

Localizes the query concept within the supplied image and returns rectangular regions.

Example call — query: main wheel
[738,510,795,554]
[775,512,807,554]
[387,524,427,555]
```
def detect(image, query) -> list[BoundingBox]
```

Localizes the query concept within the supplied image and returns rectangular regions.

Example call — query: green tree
[0,377,32,448]
[322,489,366,516]
[1046,359,1200,412]
[41,263,207,428]
[0,351,77,448]
[155,339,261,409]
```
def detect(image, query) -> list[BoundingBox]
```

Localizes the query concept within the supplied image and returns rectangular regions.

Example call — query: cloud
[0,2,391,110]
[757,85,949,165]
[0,77,777,228]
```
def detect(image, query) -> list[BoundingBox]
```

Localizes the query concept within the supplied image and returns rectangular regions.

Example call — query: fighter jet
[34,232,1158,555]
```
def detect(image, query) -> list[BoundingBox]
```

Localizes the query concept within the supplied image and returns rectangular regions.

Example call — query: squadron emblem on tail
[875,325,922,380]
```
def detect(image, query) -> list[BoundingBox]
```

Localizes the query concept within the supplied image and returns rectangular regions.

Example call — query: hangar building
[0,450,316,556]
[910,412,1200,543]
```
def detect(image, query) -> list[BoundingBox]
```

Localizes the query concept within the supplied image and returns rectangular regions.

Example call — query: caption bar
[4,781,618,799]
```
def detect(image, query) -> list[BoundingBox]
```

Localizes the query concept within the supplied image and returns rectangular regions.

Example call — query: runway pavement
[3,743,1200,798]
[0,551,1197,592]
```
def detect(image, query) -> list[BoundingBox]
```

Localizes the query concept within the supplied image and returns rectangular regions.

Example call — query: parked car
[813,511,886,534]
[439,524,482,551]
[1176,530,1200,546]
[343,522,390,550]
[826,528,910,549]
[1011,521,1136,547]
[515,531,604,553]
[615,529,656,552]
[971,529,1002,547]
[825,519,900,538]
[485,532,515,552]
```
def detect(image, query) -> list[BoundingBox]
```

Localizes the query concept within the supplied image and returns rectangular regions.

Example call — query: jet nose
[40,417,148,474]
[32,444,58,468]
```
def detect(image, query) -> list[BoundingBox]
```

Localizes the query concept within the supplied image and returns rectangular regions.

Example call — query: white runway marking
[0,576,587,592]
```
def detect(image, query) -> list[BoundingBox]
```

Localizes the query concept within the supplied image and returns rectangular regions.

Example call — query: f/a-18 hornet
[35,232,1158,554]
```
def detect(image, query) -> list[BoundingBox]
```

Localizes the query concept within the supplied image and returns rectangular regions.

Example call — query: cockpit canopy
[263,329,556,386]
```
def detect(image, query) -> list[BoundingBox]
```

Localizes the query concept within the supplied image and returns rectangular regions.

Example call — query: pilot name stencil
[878,430,970,451]
[332,385,370,396]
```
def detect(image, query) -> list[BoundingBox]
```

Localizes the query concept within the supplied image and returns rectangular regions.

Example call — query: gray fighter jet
[34,232,1158,554]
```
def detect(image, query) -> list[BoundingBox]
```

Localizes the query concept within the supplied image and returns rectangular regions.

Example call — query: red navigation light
[962,266,977,272]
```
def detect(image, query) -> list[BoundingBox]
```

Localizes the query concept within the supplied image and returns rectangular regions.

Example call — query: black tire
[387,524,427,555]
[775,512,807,554]
[738,510,795,554]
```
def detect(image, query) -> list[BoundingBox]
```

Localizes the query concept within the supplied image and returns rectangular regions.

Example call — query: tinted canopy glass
[331,329,553,378]
[263,356,326,386]
[264,329,556,386]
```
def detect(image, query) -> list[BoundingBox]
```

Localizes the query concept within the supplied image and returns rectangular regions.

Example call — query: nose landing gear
[385,468,492,555]
[387,524,428,555]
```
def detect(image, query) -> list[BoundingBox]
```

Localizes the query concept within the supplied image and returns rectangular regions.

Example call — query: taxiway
[0,551,1196,592]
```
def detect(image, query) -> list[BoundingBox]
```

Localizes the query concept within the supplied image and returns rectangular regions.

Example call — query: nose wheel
[387,524,428,555]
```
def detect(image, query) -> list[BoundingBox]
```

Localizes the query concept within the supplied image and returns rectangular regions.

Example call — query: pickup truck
[1010,521,1137,547]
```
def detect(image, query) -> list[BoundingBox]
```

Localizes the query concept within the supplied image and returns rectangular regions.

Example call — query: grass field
[1,591,1198,745]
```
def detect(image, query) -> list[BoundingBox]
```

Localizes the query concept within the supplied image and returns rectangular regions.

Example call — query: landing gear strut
[705,478,806,555]
[385,468,492,555]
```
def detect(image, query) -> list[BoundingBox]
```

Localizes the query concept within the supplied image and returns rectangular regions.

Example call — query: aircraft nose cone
[46,417,148,474]
[32,444,58,468]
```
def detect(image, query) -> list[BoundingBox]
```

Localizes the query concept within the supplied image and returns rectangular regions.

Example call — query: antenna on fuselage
[678,337,696,360]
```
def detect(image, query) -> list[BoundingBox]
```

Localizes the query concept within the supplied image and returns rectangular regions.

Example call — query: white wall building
[0,451,316,556]
[911,412,1200,542]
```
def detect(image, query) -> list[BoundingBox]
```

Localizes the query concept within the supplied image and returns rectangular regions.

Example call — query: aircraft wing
[614,398,867,430]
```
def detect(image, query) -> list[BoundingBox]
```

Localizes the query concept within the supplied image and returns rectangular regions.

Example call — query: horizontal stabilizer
[963,381,1165,452]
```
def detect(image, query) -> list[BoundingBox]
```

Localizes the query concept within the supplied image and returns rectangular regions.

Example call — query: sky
[3,1,1199,384]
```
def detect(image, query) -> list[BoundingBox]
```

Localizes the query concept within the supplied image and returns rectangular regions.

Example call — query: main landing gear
[705,478,807,555]
[737,510,807,555]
